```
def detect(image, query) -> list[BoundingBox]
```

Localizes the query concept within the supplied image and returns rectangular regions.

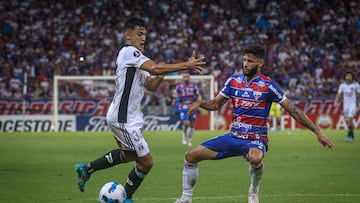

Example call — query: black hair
[345,71,354,79]
[243,44,266,59]
[124,18,146,30]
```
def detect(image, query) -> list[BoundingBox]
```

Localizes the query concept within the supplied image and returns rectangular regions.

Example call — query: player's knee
[136,155,153,172]
[184,150,197,163]
[247,149,263,165]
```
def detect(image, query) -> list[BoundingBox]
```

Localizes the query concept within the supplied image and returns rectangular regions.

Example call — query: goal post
[52,75,216,132]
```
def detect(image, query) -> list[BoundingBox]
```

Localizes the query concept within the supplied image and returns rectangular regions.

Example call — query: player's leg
[75,121,137,192]
[176,132,248,203]
[175,145,218,203]
[346,117,355,141]
[183,120,191,145]
[275,107,282,131]
[186,114,196,146]
[247,148,264,203]
[124,152,153,200]
[344,107,355,142]
[180,110,189,145]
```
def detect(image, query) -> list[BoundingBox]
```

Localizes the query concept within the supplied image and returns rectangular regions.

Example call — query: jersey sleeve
[219,77,232,99]
[268,81,286,103]
[120,46,150,69]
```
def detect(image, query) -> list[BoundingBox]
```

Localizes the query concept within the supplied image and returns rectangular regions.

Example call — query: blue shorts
[201,132,267,160]
[179,109,196,122]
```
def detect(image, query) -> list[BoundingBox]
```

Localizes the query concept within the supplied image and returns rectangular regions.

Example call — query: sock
[181,160,198,199]
[125,166,147,199]
[348,124,354,138]
[183,127,188,143]
[86,149,126,174]
[187,128,194,144]
[249,162,264,189]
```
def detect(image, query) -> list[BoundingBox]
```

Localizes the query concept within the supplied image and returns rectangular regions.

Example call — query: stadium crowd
[0,0,359,102]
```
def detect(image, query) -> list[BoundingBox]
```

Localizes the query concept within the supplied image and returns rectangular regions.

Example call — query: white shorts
[343,105,357,119]
[107,120,150,157]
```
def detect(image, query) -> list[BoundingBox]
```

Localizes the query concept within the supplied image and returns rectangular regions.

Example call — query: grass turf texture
[0,130,359,203]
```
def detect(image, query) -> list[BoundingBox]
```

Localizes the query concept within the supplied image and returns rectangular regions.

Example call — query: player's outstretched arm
[280,98,335,150]
[140,52,206,75]
[188,94,228,116]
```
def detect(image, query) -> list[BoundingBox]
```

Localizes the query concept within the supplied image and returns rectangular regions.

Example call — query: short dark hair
[243,44,266,59]
[124,18,146,30]
[345,71,354,79]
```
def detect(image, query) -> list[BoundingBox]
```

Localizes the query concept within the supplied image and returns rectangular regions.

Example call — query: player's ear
[259,59,265,69]
[124,30,131,41]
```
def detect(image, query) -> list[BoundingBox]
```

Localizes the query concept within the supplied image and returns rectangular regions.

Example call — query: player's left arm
[145,75,164,91]
[280,98,335,150]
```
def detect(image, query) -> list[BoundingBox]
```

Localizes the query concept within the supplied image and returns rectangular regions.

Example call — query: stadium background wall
[0,98,358,132]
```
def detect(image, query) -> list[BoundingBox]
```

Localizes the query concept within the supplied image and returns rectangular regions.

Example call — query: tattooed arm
[280,99,335,150]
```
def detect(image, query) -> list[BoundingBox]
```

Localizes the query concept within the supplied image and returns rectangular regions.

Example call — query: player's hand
[188,101,201,116]
[316,132,335,150]
[186,51,206,74]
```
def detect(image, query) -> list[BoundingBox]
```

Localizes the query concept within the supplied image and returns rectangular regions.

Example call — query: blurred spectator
[0,0,358,101]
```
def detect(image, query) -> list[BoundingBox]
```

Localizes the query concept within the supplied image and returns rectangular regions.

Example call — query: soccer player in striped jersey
[174,44,335,203]
[334,71,360,142]
[175,71,202,146]
[75,18,205,203]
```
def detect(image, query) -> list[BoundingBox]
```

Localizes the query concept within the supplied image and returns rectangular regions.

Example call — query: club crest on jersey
[134,50,141,57]
[253,91,262,100]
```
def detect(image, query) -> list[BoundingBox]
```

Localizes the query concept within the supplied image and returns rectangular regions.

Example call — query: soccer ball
[99,182,127,203]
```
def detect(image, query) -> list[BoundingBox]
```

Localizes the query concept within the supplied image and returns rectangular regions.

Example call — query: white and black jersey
[337,81,360,118]
[106,46,150,128]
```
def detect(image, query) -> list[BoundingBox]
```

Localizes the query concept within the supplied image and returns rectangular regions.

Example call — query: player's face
[345,73,353,84]
[183,73,190,84]
[125,26,147,52]
[243,54,262,78]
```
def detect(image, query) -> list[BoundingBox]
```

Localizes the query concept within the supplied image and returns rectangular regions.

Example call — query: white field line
[87,193,360,202]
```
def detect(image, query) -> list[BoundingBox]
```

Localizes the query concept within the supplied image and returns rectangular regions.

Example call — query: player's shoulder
[229,74,245,81]
[259,74,272,82]
[120,45,143,58]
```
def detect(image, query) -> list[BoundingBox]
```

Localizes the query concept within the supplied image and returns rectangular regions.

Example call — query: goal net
[52,75,216,132]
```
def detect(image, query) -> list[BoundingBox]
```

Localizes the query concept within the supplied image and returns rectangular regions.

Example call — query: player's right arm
[333,84,343,106]
[334,92,342,106]
[188,94,228,115]
[140,52,205,75]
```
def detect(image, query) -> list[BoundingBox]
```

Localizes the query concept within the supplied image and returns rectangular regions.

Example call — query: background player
[334,71,360,142]
[75,18,206,203]
[174,44,335,203]
[174,71,202,146]
[268,102,282,131]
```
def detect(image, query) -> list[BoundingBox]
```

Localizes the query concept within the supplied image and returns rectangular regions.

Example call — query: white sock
[249,162,264,189]
[187,128,194,143]
[181,160,198,199]
[182,127,188,143]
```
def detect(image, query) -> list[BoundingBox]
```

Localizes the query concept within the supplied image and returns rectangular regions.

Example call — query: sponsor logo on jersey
[241,91,250,97]
[269,84,282,99]
[133,50,141,57]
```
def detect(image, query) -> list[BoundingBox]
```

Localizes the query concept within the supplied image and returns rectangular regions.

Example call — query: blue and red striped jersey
[220,74,286,142]
[175,83,199,110]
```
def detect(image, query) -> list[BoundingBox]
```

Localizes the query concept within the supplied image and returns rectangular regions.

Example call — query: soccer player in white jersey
[75,18,205,203]
[334,72,360,142]
[174,44,335,203]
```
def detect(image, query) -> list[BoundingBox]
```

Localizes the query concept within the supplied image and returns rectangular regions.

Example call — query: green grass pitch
[0,129,359,203]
